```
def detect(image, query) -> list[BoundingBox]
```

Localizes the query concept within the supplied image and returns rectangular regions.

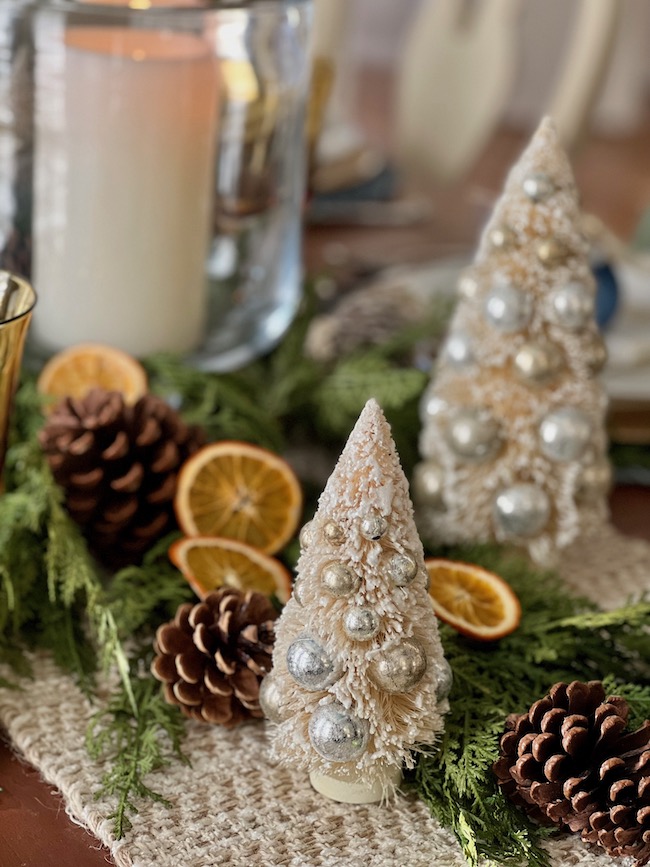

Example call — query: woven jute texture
[1,523,648,867]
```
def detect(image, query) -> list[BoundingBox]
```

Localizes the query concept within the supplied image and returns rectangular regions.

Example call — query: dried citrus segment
[174,441,302,555]
[37,343,148,405]
[425,558,521,641]
[169,536,292,603]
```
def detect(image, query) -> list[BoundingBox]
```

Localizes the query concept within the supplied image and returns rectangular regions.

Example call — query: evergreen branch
[601,677,650,729]
[107,534,195,640]
[87,674,188,838]
[314,355,427,438]
[412,542,650,866]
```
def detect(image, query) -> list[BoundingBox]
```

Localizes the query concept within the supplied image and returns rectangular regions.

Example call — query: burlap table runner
[1,523,648,867]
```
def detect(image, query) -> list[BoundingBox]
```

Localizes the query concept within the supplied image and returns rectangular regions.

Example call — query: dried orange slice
[37,343,147,404]
[174,441,302,555]
[425,558,521,641]
[169,536,292,603]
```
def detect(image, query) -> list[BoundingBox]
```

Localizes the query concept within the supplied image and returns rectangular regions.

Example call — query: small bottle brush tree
[414,117,610,566]
[262,399,450,803]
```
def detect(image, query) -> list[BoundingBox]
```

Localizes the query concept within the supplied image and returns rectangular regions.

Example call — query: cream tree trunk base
[309,766,403,804]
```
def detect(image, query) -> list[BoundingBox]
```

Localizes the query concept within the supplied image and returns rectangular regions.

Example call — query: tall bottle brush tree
[414,117,610,566]
[262,399,450,803]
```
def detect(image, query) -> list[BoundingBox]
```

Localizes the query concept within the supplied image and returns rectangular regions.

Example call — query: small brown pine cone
[581,721,650,865]
[151,588,278,727]
[39,388,204,566]
[493,681,630,830]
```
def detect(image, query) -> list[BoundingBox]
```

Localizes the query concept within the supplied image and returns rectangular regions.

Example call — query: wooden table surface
[2,85,650,865]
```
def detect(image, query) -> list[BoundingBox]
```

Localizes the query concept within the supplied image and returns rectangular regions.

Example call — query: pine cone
[151,588,278,727]
[581,720,650,865]
[493,681,630,830]
[39,388,204,566]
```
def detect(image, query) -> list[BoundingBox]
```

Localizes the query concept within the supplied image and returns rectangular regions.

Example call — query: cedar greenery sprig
[87,672,188,838]
[413,544,650,867]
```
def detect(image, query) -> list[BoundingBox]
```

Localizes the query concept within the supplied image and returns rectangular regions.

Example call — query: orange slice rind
[169,536,292,603]
[425,558,521,641]
[174,441,302,555]
[37,343,148,405]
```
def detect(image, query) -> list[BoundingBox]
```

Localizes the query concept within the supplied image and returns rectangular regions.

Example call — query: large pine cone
[581,721,650,865]
[152,588,278,727]
[493,681,630,830]
[39,388,203,565]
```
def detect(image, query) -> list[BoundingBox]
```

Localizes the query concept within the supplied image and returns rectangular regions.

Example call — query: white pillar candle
[32,19,219,356]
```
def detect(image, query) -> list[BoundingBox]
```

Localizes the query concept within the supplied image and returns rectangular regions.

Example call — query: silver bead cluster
[308,702,368,762]
[286,637,341,691]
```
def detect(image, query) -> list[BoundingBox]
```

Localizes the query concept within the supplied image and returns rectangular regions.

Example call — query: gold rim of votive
[0,272,37,327]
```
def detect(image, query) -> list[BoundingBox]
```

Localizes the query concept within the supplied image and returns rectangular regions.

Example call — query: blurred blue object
[592,260,619,329]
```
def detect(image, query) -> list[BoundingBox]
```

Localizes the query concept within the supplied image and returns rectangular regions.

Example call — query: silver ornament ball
[494,484,551,538]
[576,457,612,501]
[292,577,306,607]
[537,237,570,267]
[308,702,369,762]
[432,656,453,702]
[514,341,562,384]
[343,607,381,641]
[369,638,427,693]
[299,521,314,550]
[549,282,594,331]
[484,282,533,332]
[489,225,516,250]
[539,407,592,462]
[458,273,479,300]
[419,391,447,424]
[523,172,556,202]
[360,512,389,541]
[443,331,475,367]
[286,637,341,691]
[323,520,345,545]
[446,407,501,462]
[258,675,285,723]
[386,551,418,586]
[320,561,360,597]
[412,461,445,510]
